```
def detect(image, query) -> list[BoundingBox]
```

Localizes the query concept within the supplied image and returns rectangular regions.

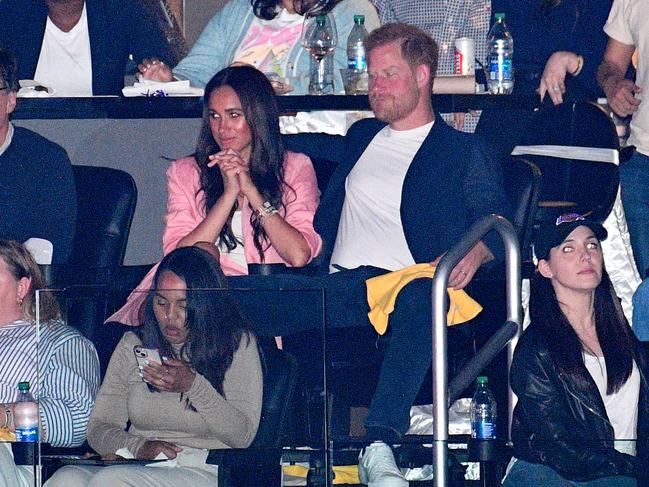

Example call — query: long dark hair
[137,246,252,395]
[195,65,291,261]
[251,0,337,20]
[530,265,634,395]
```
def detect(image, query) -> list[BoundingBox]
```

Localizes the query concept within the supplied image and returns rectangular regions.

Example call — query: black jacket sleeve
[511,329,644,482]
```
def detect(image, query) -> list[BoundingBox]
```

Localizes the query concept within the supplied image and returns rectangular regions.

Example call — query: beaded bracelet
[255,201,279,223]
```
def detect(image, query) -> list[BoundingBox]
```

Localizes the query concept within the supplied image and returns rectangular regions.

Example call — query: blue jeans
[620,150,649,277]
[632,278,649,341]
[502,459,637,487]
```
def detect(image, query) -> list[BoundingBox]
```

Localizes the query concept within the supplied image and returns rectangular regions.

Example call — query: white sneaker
[358,441,408,487]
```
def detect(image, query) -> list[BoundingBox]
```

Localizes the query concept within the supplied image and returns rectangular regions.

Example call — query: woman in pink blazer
[110,66,322,326]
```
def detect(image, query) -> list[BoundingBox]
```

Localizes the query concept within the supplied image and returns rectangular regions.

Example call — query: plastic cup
[340,68,368,95]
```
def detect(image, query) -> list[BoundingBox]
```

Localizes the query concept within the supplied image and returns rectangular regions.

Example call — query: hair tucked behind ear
[0,240,60,321]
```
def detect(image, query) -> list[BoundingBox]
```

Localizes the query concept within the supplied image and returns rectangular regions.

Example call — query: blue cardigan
[0,0,172,96]
[311,117,508,270]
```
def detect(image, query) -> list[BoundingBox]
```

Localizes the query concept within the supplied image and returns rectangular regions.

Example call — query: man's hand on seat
[432,241,493,290]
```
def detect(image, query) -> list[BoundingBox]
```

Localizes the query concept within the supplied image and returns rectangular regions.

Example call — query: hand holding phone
[133,345,161,369]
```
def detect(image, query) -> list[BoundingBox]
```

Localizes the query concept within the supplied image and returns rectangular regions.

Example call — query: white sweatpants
[0,443,35,487]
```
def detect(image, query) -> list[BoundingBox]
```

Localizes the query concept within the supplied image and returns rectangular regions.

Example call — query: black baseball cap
[534,213,608,261]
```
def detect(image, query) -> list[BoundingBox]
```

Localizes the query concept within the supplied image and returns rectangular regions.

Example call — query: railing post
[431,215,521,487]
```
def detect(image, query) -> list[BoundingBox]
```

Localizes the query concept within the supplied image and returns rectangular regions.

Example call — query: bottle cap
[476,376,488,385]
[18,381,30,391]
[494,13,505,21]
[316,15,326,26]
[353,14,365,24]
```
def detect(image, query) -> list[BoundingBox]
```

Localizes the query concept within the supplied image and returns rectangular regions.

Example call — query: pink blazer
[108,151,322,326]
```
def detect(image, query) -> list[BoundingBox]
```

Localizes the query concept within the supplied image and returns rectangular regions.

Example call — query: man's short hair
[0,46,19,92]
[365,23,438,87]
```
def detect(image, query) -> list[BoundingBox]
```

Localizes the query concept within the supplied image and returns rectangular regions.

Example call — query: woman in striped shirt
[0,240,100,487]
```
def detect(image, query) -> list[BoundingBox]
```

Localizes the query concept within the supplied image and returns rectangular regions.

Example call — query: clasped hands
[208,149,257,198]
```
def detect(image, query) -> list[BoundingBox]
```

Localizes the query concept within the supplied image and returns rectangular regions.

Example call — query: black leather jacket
[510,323,649,482]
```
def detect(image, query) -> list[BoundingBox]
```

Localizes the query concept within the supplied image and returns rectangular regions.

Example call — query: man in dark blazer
[285,22,507,450]
[0,47,76,263]
[302,23,508,483]
[0,0,172,96]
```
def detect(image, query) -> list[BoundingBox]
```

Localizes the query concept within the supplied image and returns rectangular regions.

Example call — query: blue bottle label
[472,420,496,439]
[488,57,512,81]
[16,426,39,442]
[348,57,366,70]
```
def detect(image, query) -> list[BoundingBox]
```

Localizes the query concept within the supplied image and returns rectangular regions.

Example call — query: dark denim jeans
[620,150,649,278]
[632,278,649,341]
[502,459,636,487]
[229,266,493,437]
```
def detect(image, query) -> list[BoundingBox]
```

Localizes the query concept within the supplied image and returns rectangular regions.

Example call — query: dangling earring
[17,297,23,306]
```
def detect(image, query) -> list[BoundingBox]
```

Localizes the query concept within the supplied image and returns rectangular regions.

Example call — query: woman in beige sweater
[47,245,263,487]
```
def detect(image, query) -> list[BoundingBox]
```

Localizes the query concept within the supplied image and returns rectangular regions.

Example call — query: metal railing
[431,214,522,487]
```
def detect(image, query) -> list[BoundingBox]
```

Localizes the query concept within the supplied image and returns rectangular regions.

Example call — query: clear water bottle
[471,376,497,439]
[14,381,39,442]
[486,13,514,94]
[347,15,368,71]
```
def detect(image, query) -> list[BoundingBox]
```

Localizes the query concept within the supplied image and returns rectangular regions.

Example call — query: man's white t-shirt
[330,121,434,272]
[604,0,649,156]
[34,4,93,97]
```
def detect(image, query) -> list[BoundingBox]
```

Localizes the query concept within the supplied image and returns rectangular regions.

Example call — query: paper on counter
[18,79,55,97]
[122,79,204,97]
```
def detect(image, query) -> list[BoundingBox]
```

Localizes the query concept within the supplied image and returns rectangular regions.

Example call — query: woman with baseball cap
[503,213,649,486]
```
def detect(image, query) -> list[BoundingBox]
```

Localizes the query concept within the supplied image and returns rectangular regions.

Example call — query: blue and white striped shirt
[0,320,100,447]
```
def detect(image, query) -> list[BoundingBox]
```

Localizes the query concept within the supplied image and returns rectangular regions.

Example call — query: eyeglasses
[555,213,586,226]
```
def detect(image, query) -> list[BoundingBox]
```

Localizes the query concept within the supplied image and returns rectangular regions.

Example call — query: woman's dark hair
[530,264,634,395]
[251,0,337,20]
[137,246,252,395]
[195,65,293,261]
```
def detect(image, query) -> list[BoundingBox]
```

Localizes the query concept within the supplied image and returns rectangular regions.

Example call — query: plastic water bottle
[14,381,39,442]
[471,376,497,439]
[486,13,514,94]
[347,15,368,70]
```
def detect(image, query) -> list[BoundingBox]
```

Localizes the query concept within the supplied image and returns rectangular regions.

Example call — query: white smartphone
[133,345,162,369]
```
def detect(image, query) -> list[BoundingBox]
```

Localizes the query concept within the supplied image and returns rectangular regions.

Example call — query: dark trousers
[228,266,503,437]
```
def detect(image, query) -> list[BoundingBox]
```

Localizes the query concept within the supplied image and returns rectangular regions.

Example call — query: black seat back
[502,157,542,258]
[70,165,137,267]
[251,337,299,448]
[518,102,619,224]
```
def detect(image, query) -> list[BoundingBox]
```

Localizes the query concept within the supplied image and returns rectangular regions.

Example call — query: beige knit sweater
[87,331,263,456]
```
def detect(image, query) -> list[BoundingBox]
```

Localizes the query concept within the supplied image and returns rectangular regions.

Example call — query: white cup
[24,238,54,265]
